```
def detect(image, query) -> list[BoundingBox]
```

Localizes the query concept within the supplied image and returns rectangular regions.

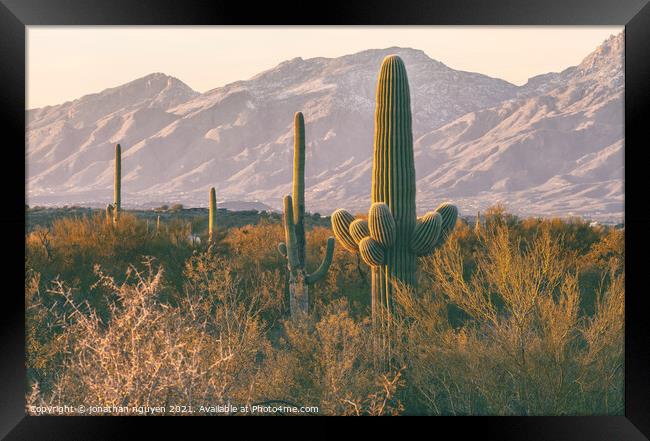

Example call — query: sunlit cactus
[278,112,335,318]
[113,143,121,224]
[349,219,370,244]
[331,209,357,253]
[209,187,217,243]
[409,211,442,256]
[331,55,458,331]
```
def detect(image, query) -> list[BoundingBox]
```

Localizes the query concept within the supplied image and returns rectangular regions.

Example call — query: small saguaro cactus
[278,112,335,318]
[208,187,217,244]
[105,204,113,225]
[113,143,121,224]
[331,55,458,329]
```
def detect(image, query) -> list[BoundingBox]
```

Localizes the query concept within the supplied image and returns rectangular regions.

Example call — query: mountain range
[26,32,624,221]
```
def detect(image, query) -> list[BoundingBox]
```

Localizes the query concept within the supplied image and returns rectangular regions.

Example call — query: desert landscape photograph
[25,26,624,416]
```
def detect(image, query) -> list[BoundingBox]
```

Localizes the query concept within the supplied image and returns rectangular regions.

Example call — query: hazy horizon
[27,26,622,109]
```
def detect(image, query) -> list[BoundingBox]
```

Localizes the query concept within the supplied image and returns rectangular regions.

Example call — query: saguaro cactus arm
[278,242,288,257]
[409,203,457,255]
[282,196,334,285]
[359,237,385,266]
[435,202,459,240]
[410,212,442,256]
[349,219,370,244]
[305,237,335,284]
[331,209,358,253]
[368,202,396,248]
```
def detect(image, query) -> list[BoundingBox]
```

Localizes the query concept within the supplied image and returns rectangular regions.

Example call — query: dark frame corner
[1,0,649,439]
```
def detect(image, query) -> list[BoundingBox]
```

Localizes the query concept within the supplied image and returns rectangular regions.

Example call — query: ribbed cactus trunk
[209,187,217,243]
[279,112,335,319]
[331,56,458,367]
[371,55,417,323]
[282,195,308,316]
[113,144,121,224]
[289,112,308,316]
[293,112,307,269]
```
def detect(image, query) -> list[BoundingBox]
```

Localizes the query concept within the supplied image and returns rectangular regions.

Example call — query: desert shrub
[306,227,371,316]
[256,299,403,415]
[518,217,601,257]
[26,269,68,391]
[575,227,624,316]
[27,256,400,415]
[25,206,623,416]
[395,221,624,415]
[223,220,286,273]
[25,212,195,305]
[183,250,285,326]
[27,259,272,414]
[483,203,519,229]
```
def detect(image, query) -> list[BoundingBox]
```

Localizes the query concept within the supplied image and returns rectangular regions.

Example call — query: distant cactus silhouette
[331,55,458,334]
[113,144,121,224]
[209,187,217,243]
[105,204,113,225]
[279,112,335,318]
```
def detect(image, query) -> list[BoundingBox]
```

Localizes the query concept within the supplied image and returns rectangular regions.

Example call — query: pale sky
[26,26,623,109]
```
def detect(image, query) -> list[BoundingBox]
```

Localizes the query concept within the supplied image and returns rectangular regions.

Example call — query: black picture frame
[2,0,649,438]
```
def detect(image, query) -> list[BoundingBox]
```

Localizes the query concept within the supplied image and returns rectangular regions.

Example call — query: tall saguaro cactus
[113,143,121,224]
[278,112,335,318]
[209,187,217,243]
[331,56,458,330]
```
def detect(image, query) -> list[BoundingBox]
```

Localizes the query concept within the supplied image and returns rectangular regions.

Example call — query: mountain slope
[411,33,623,219]
[26,34,624,221]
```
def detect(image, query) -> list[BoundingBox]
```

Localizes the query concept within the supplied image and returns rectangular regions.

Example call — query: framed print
[2,0,650,438]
